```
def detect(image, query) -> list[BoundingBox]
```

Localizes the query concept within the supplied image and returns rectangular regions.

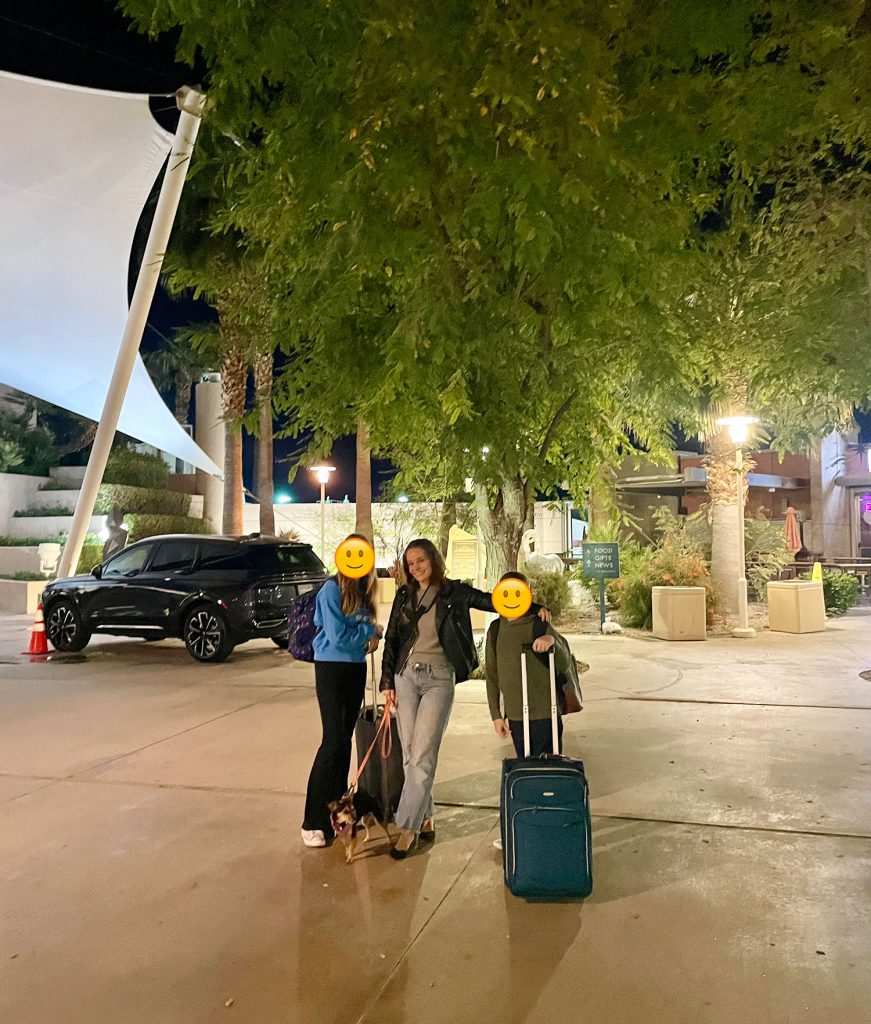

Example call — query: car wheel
[271,634,289,649]
[46,600,90,652]
[184,606,234,663]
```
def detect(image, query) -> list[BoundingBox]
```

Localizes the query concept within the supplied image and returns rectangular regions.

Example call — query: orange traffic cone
[27,602,49,657]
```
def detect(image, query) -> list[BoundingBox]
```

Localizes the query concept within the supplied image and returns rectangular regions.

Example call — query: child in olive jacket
[485,572,572,757]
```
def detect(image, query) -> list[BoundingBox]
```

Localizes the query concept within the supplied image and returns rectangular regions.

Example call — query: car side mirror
[91,564,102,579]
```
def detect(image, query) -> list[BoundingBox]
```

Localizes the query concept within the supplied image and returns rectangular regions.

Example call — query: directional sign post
[582,542,621,628]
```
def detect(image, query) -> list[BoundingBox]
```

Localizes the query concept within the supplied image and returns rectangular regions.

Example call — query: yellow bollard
[811,561,823,582]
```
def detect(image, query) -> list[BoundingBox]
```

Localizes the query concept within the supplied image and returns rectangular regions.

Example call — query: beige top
[411,601,451,669]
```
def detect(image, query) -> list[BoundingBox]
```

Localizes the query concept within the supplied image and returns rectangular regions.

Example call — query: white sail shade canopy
[0,71,221,476]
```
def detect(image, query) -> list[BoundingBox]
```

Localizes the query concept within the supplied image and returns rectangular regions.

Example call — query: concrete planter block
[652,586,707,641]
[0,579,45,614]
[376,578,396,605]
[0,547,41,574]
[376,577,397,627]
[767,580,826,634]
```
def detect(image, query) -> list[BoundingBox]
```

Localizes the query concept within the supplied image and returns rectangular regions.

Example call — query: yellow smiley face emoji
[492,578,532,619]
[334,537,375,579]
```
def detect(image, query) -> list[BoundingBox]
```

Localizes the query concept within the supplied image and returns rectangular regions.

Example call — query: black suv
[41,535,328,663]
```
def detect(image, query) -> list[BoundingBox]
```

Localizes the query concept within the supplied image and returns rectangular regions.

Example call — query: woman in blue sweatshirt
[301,535,381,848]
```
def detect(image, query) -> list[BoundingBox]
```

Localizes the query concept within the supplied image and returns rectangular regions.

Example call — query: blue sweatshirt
[312,578,377,662]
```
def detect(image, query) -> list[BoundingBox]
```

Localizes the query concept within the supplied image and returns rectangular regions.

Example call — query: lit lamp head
[715,414,758,445]
[310,465,336,486]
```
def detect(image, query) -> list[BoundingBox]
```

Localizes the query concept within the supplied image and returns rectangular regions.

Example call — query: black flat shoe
[419,818,435,843]
[390,829,418,860]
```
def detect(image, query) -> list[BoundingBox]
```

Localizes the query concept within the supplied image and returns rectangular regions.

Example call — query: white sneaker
[492,837,503,851]
[301,828,326,848]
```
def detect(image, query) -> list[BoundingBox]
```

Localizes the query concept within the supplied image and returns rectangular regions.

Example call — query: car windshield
[247,545,325,576]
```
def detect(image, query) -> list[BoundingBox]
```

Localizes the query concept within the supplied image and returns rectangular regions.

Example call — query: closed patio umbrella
[784,506,802,555]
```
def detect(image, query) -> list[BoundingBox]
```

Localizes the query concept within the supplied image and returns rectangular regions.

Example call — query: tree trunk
[587,469,616,535]
[175,374,193,425]
[475,476,527,585]
[221,345,247,535]
[354,418,373,543]
[706,427,745,613]
[223,423,244,535]
[437,500,456,556]
[252,351,275,536]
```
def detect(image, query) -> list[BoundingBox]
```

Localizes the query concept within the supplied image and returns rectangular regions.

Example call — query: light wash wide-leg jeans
[393,662,455,833]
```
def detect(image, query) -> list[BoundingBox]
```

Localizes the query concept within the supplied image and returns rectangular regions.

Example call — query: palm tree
[144,332,213,425]
[252,349,275,535]
[219,343,247,534]
[354,418,373,543]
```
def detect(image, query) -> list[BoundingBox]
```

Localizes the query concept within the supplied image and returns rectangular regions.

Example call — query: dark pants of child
[303,660,367,834]
[508,715,563,758]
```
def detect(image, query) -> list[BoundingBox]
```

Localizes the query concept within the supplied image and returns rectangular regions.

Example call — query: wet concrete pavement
[0,610,869,1023]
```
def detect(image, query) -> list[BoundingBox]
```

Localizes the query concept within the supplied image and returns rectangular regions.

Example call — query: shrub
[0,407,60,475]
[104,448,169,489]
[13,505,74,517]
[745,511,794,600]
[123,514,210,543]
[0,571,47,581]
[0,438,23,473]
[798,570,860,615]
[38,480,77,491]
[0,535,67,547]
[95,484,191,517]
[525,567,571,620]
[619,508,718,629]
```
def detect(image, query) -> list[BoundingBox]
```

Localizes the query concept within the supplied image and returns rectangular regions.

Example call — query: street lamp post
[309,465,336,562]
[716,415,758,639]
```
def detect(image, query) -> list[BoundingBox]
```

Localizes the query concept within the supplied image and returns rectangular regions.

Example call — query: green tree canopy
[122,0,871,569]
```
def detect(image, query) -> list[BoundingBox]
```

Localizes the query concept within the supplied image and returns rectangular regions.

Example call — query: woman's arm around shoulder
[449,579,495,613]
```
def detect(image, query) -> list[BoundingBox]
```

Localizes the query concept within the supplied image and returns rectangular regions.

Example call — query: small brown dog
[328,795,401,863]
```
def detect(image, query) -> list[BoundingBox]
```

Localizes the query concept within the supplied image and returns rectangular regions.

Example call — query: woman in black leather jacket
[381,538,546,858]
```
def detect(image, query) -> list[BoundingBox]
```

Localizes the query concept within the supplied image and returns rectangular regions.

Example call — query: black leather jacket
[380,580,542,689]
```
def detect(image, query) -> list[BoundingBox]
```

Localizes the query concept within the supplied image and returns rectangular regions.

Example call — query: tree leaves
[119,0,871,516]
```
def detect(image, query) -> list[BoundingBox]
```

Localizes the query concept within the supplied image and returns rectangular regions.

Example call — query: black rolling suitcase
[354,654,404,820]
[500,646,592,900]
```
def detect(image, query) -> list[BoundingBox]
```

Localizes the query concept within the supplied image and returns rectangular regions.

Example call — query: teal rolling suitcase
[500,647,592,900]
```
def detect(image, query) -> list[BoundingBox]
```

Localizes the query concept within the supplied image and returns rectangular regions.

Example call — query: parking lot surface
[1,611,869,1023]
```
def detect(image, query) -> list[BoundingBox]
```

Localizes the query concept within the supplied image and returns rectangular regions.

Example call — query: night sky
[0,0,394,502]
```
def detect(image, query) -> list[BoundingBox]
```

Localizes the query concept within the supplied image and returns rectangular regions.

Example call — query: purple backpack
[286,586,322,662]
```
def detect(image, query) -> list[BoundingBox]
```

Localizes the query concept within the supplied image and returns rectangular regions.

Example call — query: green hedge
[123,514,210,544]
[95,484,191,517]
[13,505,74,517]
[0,534,67,547]
[76,541,104,574]
[104,448,170,489]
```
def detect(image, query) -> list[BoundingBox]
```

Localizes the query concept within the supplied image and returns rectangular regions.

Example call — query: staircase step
[5,515,105,539]
[48,466,86,484]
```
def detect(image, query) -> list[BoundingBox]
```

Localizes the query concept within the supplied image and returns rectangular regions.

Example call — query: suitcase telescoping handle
[368,651,378,714]
[520,645,560,757]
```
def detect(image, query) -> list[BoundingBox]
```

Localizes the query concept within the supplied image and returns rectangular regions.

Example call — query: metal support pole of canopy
[56,88,207,580]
